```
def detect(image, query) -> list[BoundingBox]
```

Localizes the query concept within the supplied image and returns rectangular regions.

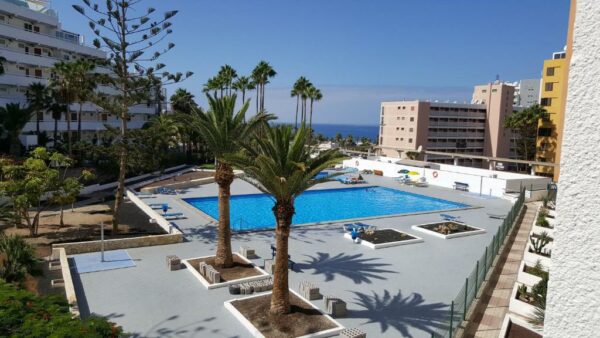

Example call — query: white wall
[545,1,600,336]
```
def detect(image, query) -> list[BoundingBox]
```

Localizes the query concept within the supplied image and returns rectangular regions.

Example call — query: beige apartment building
[379,82,516,168]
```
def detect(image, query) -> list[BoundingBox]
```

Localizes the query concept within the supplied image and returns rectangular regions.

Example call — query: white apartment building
[0,0,161,146]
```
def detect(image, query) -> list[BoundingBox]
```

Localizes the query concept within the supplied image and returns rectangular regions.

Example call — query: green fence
[432,188,526,338]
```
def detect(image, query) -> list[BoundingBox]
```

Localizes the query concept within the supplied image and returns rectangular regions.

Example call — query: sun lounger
[163,212,185,220]
[440,214,461,222]
[149,203,169,210]
[156,187,176,195]
[343,224,356,232]
[487,213,505,219]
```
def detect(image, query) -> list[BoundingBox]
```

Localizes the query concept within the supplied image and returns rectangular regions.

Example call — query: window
[403,106,406,110]
[34,69,42,78]
[401,117,405,120]
[397,117,400,120]
[381,107,385,115]
[410,117,414,122]
[400,138,404,141]
[395,138,399,141]
[101,113,108,121]
[34,48,42,56]
[546,67,555,76]
[492,89,497,93]
[409,128,414,132]
[71,113,77,121]
[410,106,415,111]
[396,127,399,130]
[401,127,404,131]
[545,83,554,91]
[538,128,552,137]
[540,98,552,106]
[24,23,33,32]
[380,137,383,144]
[408,138,413,143]
[63,55,70,61]
[482,90,487,93]
[33,26,40,33]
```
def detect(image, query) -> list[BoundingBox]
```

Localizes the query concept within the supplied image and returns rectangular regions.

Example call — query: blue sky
[53,0,570,125]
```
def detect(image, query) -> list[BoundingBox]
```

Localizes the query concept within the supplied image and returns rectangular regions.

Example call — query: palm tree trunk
[270,200,294,315]
[241,89,246,103]
[77,102,83,142]
[54,118,58,146]
[214,161,234,268]
[59,206,64,228]
[309,99,314,131]
[294,96,299,130]
[9,134,20,157]
[67,105,72,155]
[36,111,40,135]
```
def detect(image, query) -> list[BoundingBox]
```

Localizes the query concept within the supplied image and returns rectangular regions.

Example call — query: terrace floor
[72,174,513,338]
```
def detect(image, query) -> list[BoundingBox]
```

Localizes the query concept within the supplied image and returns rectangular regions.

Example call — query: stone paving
[71,175,515,338]
[461,203,537,338]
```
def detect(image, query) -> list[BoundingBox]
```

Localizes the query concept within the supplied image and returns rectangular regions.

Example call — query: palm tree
[227,125,343,315]
[0,103,34,157]
[306,86,322,131]
[203,77,222,97]
[251,61,277,113]
[71,59,96,142]
[0,234,38,284]
[291,77,311,129]
[233,76,255,103]
[144,114,180,171]
[50,61,78,155]
[192,94,274,268]
[48,101,64,146]
[217,65,238,96]
[170,88,197,114]
[25,82,50,135]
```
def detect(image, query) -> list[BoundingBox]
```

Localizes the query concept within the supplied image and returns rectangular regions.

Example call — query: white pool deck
[72,174,513,338]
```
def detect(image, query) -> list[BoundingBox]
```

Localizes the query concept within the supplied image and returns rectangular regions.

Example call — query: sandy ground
[2,200,163,295]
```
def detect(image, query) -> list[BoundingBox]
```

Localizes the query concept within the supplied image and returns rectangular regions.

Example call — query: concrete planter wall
[53,233,183,255]
[509,283,538,319]
[343,229,423,249]
[411,222,486,239]
[182,253,270,290]
[517,261,544,287]
[524,250,552,269]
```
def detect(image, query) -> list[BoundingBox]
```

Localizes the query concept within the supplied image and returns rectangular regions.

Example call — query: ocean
[276,123,379,141]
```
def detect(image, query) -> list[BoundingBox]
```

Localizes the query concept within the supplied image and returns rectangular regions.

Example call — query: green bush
[0,281,125,337]
[0,234,39,283]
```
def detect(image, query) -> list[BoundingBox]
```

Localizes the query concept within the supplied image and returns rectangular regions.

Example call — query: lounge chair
[440,214,461,222]
[343,224,356,232]
[149,203,169,209]
[156,187,176,195]
[487,213,505,219]
[163,212,185,220]
[354,222,375,231]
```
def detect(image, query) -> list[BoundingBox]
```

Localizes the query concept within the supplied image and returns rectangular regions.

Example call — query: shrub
[0,234,39,283]
[525,259,549,279]
[536,214,552,228]
[0,281,125,337]
[529,232,551,255]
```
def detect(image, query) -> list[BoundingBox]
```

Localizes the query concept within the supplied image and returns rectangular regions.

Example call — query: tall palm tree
[291,77,312,127]
[25,82,50,135]
[217,65,238,96]
[203,76,222,98]
[71,59,96,142]
[226,125,343,315]
[170,88,197,114]
[233,76,255,103]
[48,101,64,146]
[0,103,34,157]
[50,61,77,155]
[192,94,274,268]
[306,86,322,131]
[251,61,277,113]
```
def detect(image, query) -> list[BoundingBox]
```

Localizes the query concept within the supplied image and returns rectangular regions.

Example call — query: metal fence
[432,188,526,338]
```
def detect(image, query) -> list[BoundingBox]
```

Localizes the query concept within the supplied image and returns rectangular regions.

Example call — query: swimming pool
[184,186,469,231]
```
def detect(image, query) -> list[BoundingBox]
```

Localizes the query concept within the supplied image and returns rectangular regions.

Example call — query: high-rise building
[378,82,516,168]
[0,0,161,146]
[535,50,569,180]
[511,79,541,107]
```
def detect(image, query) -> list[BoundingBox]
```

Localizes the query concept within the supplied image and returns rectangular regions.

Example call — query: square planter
[343,228,423,249]
[531,225,555,237]
[523,250,552,269]
[411,221,485,239]
[183,253,270,290]
[509,283,538,319]
[517,261,543,287]
[224,289,344,338]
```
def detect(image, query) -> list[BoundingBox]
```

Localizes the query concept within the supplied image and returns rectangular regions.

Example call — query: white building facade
[0,0,160,146]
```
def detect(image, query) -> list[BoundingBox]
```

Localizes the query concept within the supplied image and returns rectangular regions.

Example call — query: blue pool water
[184,186,468,231]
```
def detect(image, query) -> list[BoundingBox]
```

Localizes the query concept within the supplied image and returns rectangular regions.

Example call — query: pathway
[460,202,537,338]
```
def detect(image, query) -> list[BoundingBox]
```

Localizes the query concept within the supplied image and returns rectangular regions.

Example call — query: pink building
[379,82,516,168]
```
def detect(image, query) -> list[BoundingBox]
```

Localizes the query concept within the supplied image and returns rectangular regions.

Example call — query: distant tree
[25,82,51,135]
[345,134,354,147]
[360,137,371,145]
[0,56,5,75]
[50,61,79,155]
[504,104,549,162]
[0,103,34,157]
[217,65,238,97]
[251,61,277,113]
[233,76,255,103]
[47,101,65,146]
[203,76,223,97]
[334,132,343,144]
[0,234,38,284]
[143,114,180,171]
[306,85,322,131]
[170,88,197,114]
[192,94,273,268]
[73,0,192,233]
[291,77,311,129]
[0,281,125,337]
[226,125,343,315]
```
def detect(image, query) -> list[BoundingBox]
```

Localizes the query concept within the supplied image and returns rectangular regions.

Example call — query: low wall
[53,233,183,255]
[140,175,215,193]
[58,247,80,317]
[126,189,184,235]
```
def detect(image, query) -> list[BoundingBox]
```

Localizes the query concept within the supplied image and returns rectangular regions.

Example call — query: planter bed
[183,253,270,289]
[523,250,552,268]
[343,228,423,249]
[517,261,544,287]
[411,221,485,239]
[531,225,554,236]
[224,289,344,338]
[509,284,538,319]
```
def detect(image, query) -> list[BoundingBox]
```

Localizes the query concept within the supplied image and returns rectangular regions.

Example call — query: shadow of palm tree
[349,290,448,338]
[295,252,396,284]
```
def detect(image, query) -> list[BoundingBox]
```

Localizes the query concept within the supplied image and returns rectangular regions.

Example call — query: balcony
[0,47,59,68]
[428,132,485,138]
[0,22,105,58]
[0,73,48,87]
[22,120,146,133]
[429,111,486,119]
[428,122,485,128]
[0,0,58,26]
